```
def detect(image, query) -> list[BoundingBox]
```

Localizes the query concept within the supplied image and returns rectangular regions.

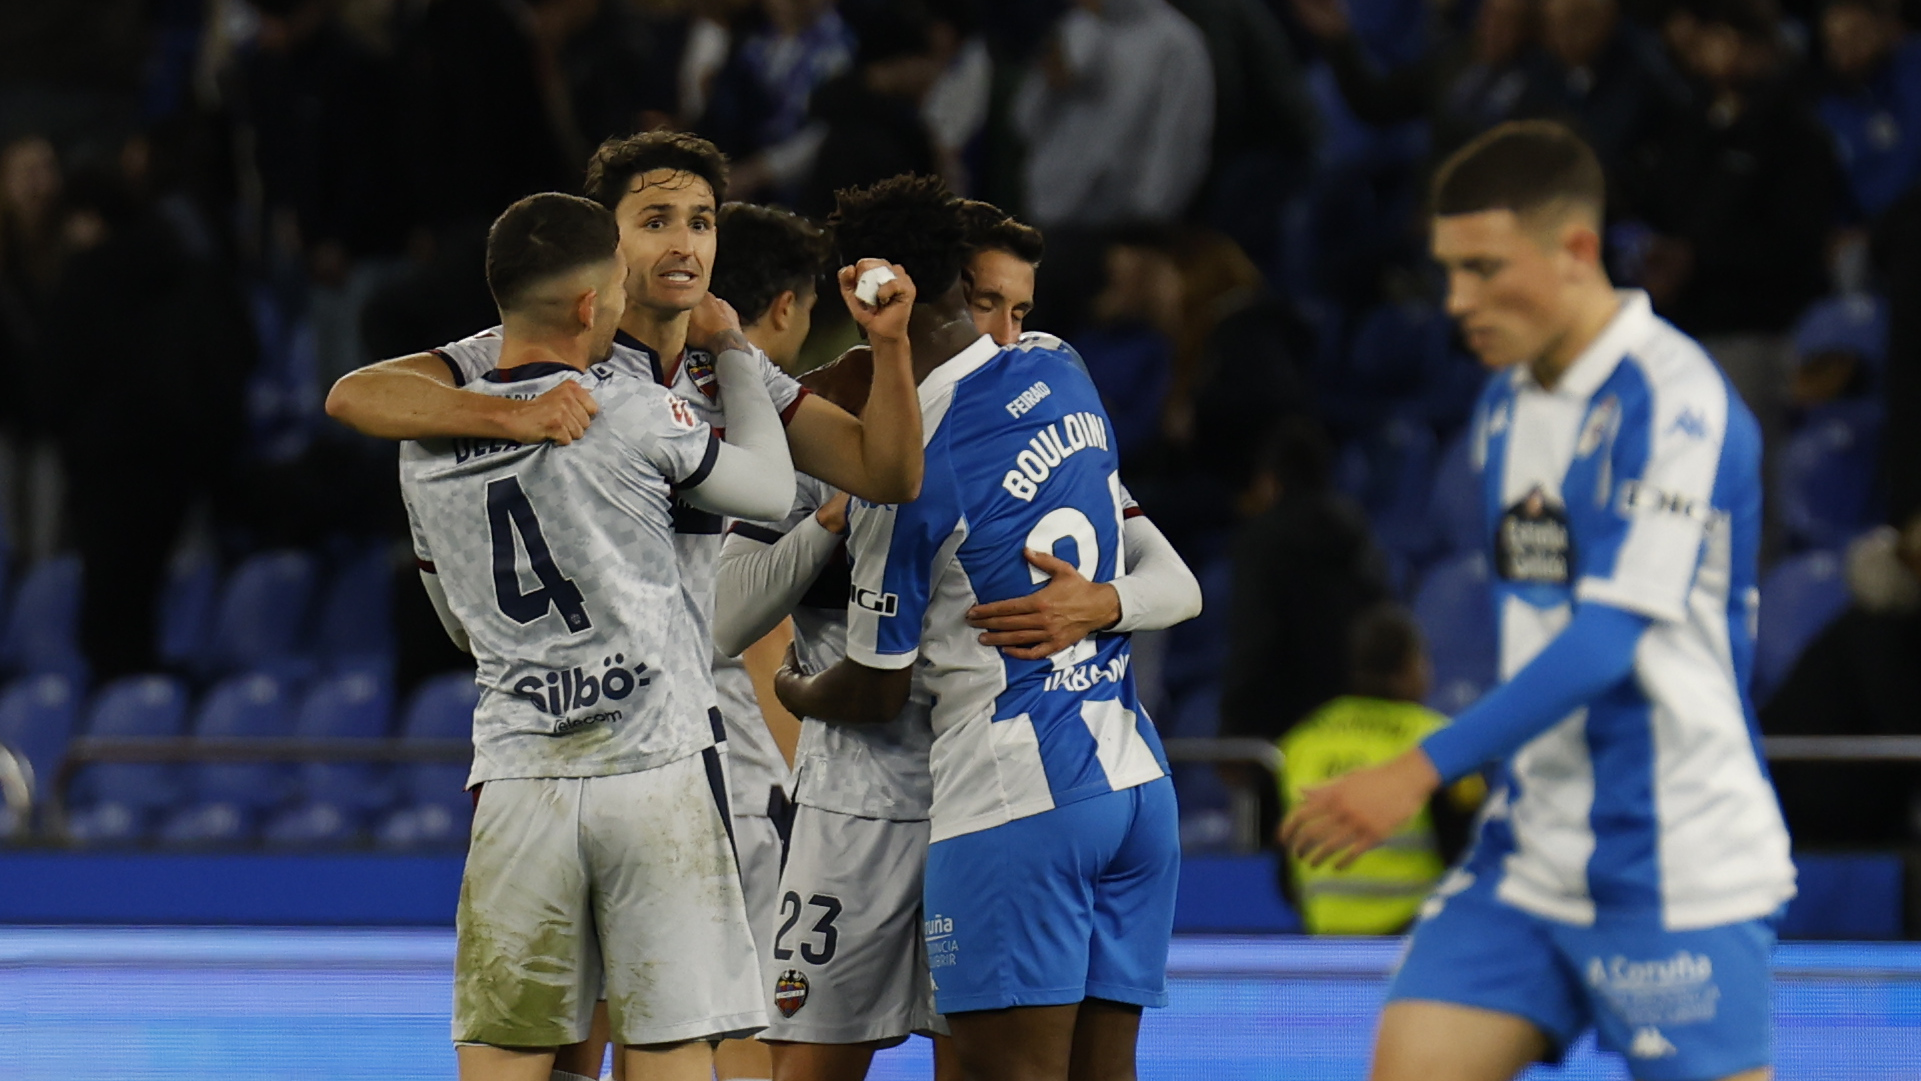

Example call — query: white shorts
[735,807,785,962]
[453,752,767,1048]
[761,804,944,1044]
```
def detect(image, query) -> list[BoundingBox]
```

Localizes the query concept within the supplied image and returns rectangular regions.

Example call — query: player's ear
[767,289,796,333]
[575,287,598,331]
[1561,219,1603,273]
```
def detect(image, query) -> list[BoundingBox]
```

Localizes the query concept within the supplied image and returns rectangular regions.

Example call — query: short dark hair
[712,203,831,325]
[959,199,1045,265]
[1350,604,1426,697]
[828,173,968,299]
[1431,120,1605,221]
[583,130,729,211]
[485,193,620,312]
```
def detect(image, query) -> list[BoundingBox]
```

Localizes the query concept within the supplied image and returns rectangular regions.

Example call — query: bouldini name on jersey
[1000,412,1112,502]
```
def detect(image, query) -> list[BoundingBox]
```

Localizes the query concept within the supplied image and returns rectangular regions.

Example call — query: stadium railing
[13,734,1921,848]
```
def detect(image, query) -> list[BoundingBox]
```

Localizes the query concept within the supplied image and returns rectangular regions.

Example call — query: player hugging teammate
[329,125,1205,1081]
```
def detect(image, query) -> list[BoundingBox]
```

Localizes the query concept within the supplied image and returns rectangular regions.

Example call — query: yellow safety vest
[1278,696,1450,935]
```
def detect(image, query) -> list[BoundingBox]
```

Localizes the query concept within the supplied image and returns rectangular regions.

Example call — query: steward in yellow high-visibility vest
[1275,605,1485,934]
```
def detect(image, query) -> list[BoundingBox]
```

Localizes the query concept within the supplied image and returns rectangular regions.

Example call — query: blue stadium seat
[156,556,221,674]
[262,672,394,847]
[65,675,192,845]
[1754,550,1852,704]
[1159,557,1235,704]
[0,673,78,838]
[314,546,394,677]
[1411,553,1498,715]
[375,673,478,849]
[0,555,84,682]
[1429,432,1484,558]
[1337,420,1439,570]
[208,550,318,680]
[1777,400,1883,552]
[158,673,296,846]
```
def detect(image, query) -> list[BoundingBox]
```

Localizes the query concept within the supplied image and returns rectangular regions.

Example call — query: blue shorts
[1389,874,1774,1080]
[922,777,1179,1014]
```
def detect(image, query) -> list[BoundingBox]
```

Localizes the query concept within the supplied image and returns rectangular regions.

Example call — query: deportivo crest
[774,969,810,1018]
[685,350,719,398]
[1576,395,1619,458]
[1495,486,1572,584]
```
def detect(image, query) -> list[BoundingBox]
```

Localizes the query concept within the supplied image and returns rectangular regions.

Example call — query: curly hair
[828,174,968,300]
[583,130,729,211]
[958,199,1044,265]
[711,203,831,325]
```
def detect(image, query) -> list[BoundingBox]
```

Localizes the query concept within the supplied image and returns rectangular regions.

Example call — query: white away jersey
[730,473,934,821]
[436,327,807,810]
[1463,290,1793,930]
[845,334,1168,843]
[400,358,723,785]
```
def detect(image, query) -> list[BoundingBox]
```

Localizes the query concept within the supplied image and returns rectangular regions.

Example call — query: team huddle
[328,121,1792,1081]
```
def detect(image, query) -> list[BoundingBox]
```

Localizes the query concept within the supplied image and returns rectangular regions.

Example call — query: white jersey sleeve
[1574,364,1736,624]
[430,327,504,386]
[611,387,722,490]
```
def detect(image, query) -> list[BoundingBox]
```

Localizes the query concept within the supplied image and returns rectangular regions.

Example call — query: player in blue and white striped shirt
[1284,123,1791,1081]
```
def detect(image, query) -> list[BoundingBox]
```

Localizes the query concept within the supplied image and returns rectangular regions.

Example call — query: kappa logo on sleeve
[1666,407,1711,441]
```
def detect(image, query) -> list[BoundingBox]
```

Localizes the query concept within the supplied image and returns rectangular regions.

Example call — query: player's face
[612,169,717,317]
[1433,209,1578,370]
[587,256,630,362]
[964,248,1036,346]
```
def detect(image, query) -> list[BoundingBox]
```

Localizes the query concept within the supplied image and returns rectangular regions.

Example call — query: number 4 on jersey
[487,475,593,632]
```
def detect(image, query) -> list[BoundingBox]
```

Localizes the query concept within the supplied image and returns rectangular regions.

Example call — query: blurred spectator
[1293,0,1537,162]
[0,135,67,562]
[1074,228,1183,464]
[532,0,687,149]
[1513,0,1691,178]
[1763,515,1921,843]
[703,0,857,199]
[1219,419,1389,744]
[393,0,575,230]
[920,0,993,195]
[794,2,942,215]
[1168,0,1317,260]
[1012,0,1215,229]
[1621,0,1837,446]
[44,164,252,680]
[1817,0,1921,223]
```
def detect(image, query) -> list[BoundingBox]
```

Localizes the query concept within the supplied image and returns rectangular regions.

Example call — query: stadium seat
[375,673,478,849]
[1411,553,1498,716]
[64,675,192,845]
[0,672,79,820]
[1159,557,1235,703]
[157,673,296,846]
[1337,419,1439,568]
[1754,550,1852,704]
[313,546,395,677]
[1429,432,1484,558]
[207,550,318,680]
[0,555,84,682]
[155,555,221,674]
[262,672,395,847]
[1777,399,1883,552]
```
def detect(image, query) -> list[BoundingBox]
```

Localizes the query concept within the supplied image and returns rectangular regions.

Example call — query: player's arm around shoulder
[675,297,797,521]
[325,352,599,444]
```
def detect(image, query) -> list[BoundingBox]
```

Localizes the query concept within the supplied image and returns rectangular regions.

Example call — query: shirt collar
[614,329,669,385]
[1516,289,1652,400]
[916,334,1001,414]
[483,361,579,383]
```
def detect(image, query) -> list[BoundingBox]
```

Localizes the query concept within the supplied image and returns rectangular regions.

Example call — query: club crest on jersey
[1576,395,1620,458]
[685,350,719,399]
[1495,487,1572,584]
[774,970,810,1017]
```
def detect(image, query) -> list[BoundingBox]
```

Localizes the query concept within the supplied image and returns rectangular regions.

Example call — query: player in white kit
[1283,123,1790,1081]
[398,194,795,1081]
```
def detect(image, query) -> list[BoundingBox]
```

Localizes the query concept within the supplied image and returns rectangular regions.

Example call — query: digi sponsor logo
[774,969,810,1018]
[512,653,653,733]
[851,585,899,616]
[924,913,959,970]
[1616,480,1716,525]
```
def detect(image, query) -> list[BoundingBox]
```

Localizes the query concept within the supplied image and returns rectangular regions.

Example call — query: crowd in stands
[0,0,1916,851]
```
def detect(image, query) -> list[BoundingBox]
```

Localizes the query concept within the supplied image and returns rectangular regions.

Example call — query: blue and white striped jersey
[845,334,1168,843]
[1464,290,1794,930]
